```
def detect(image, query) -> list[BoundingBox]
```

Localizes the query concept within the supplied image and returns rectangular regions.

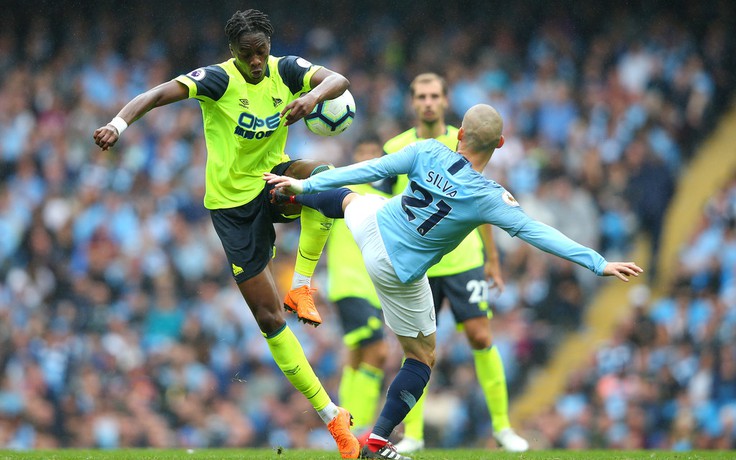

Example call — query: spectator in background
[534,178,736,450]
[623,136,675,280]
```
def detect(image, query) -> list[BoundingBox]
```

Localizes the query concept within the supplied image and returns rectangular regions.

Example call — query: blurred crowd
[527,174,736,450]
[0,0,734,451]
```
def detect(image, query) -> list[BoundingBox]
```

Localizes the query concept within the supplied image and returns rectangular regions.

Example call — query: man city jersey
[175,55,320,209]
[383,126,460,194]
[384,126,484,276]
[303,140,608,283]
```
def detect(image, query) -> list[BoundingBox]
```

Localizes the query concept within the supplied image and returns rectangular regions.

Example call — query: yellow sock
[339,366,355,413]
[266,325,331,411]
[401,382,427,441]
[474,345,510,432]
[349,363,384,430]
[295,206,333,277]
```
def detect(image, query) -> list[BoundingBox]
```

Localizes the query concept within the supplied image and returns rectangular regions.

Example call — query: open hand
[602,262,644,282]
[263,172,305,195]
[484,260,506,294]
[280,92,318,126]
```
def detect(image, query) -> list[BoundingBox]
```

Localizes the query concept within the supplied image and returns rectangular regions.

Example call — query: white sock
[318,402,340,424]
[368,433,388,442]
[291,272,311,290]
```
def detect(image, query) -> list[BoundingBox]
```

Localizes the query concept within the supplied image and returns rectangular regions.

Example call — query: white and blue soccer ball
[303,89,355,136]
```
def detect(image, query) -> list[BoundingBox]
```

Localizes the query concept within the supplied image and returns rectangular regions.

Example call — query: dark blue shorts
[428,265,492,323]
[335,297,385,349]
[210,161,297,284]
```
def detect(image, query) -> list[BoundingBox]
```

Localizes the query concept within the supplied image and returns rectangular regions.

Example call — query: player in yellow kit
[93,9,359,457]
[326,136,391,434]
[384,73,529,453]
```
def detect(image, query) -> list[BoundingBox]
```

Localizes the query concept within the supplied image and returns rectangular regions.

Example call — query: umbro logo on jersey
[239,98,249,108]
[272,97,283,107]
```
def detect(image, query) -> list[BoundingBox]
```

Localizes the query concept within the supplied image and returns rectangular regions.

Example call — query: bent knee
[467,332,492,350]
[361,340,389,368]
[464,318,493,350]
[400,335,436,368]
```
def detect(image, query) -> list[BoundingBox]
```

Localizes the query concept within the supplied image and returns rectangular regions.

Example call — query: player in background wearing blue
[93,9,360,458]
[265,103,643,460]
[325,136,390,434]
[384,73,527,453]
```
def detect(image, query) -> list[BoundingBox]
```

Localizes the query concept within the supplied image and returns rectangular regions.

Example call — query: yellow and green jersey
[383,126,484,276]
[326,183,390,306]
[175,56,321,209]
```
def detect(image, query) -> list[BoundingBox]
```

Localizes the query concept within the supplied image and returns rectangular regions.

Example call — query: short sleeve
[277,56,323,94]
[174,65,229,101]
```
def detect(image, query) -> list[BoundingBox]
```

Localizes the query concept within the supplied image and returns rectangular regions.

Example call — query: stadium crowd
[0,0,734,451]
[526,174,736,450]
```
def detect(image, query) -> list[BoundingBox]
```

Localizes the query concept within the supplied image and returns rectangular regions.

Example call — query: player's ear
[457,127,464,141]
[497,135,505,149]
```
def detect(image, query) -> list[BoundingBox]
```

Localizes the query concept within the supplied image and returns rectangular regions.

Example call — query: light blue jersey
[303,139,608,283]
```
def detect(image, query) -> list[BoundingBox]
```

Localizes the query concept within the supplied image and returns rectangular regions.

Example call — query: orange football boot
[284,285,322,327]
[327,407,360,459]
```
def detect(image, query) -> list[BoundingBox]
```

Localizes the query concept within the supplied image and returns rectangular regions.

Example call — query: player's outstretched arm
[93,80,188,151]
[602,262,644,282]
[264,173,305,195]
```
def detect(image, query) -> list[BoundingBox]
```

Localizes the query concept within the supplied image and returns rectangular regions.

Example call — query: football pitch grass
[0,450,732,460]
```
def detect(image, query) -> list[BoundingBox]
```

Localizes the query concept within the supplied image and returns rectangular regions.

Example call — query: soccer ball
[303,89,356,136]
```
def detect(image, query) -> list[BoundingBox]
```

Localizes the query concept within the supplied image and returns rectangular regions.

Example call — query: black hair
[225,9,274,44]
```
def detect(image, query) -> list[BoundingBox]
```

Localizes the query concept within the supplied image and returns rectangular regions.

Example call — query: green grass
[0,450,733,460]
